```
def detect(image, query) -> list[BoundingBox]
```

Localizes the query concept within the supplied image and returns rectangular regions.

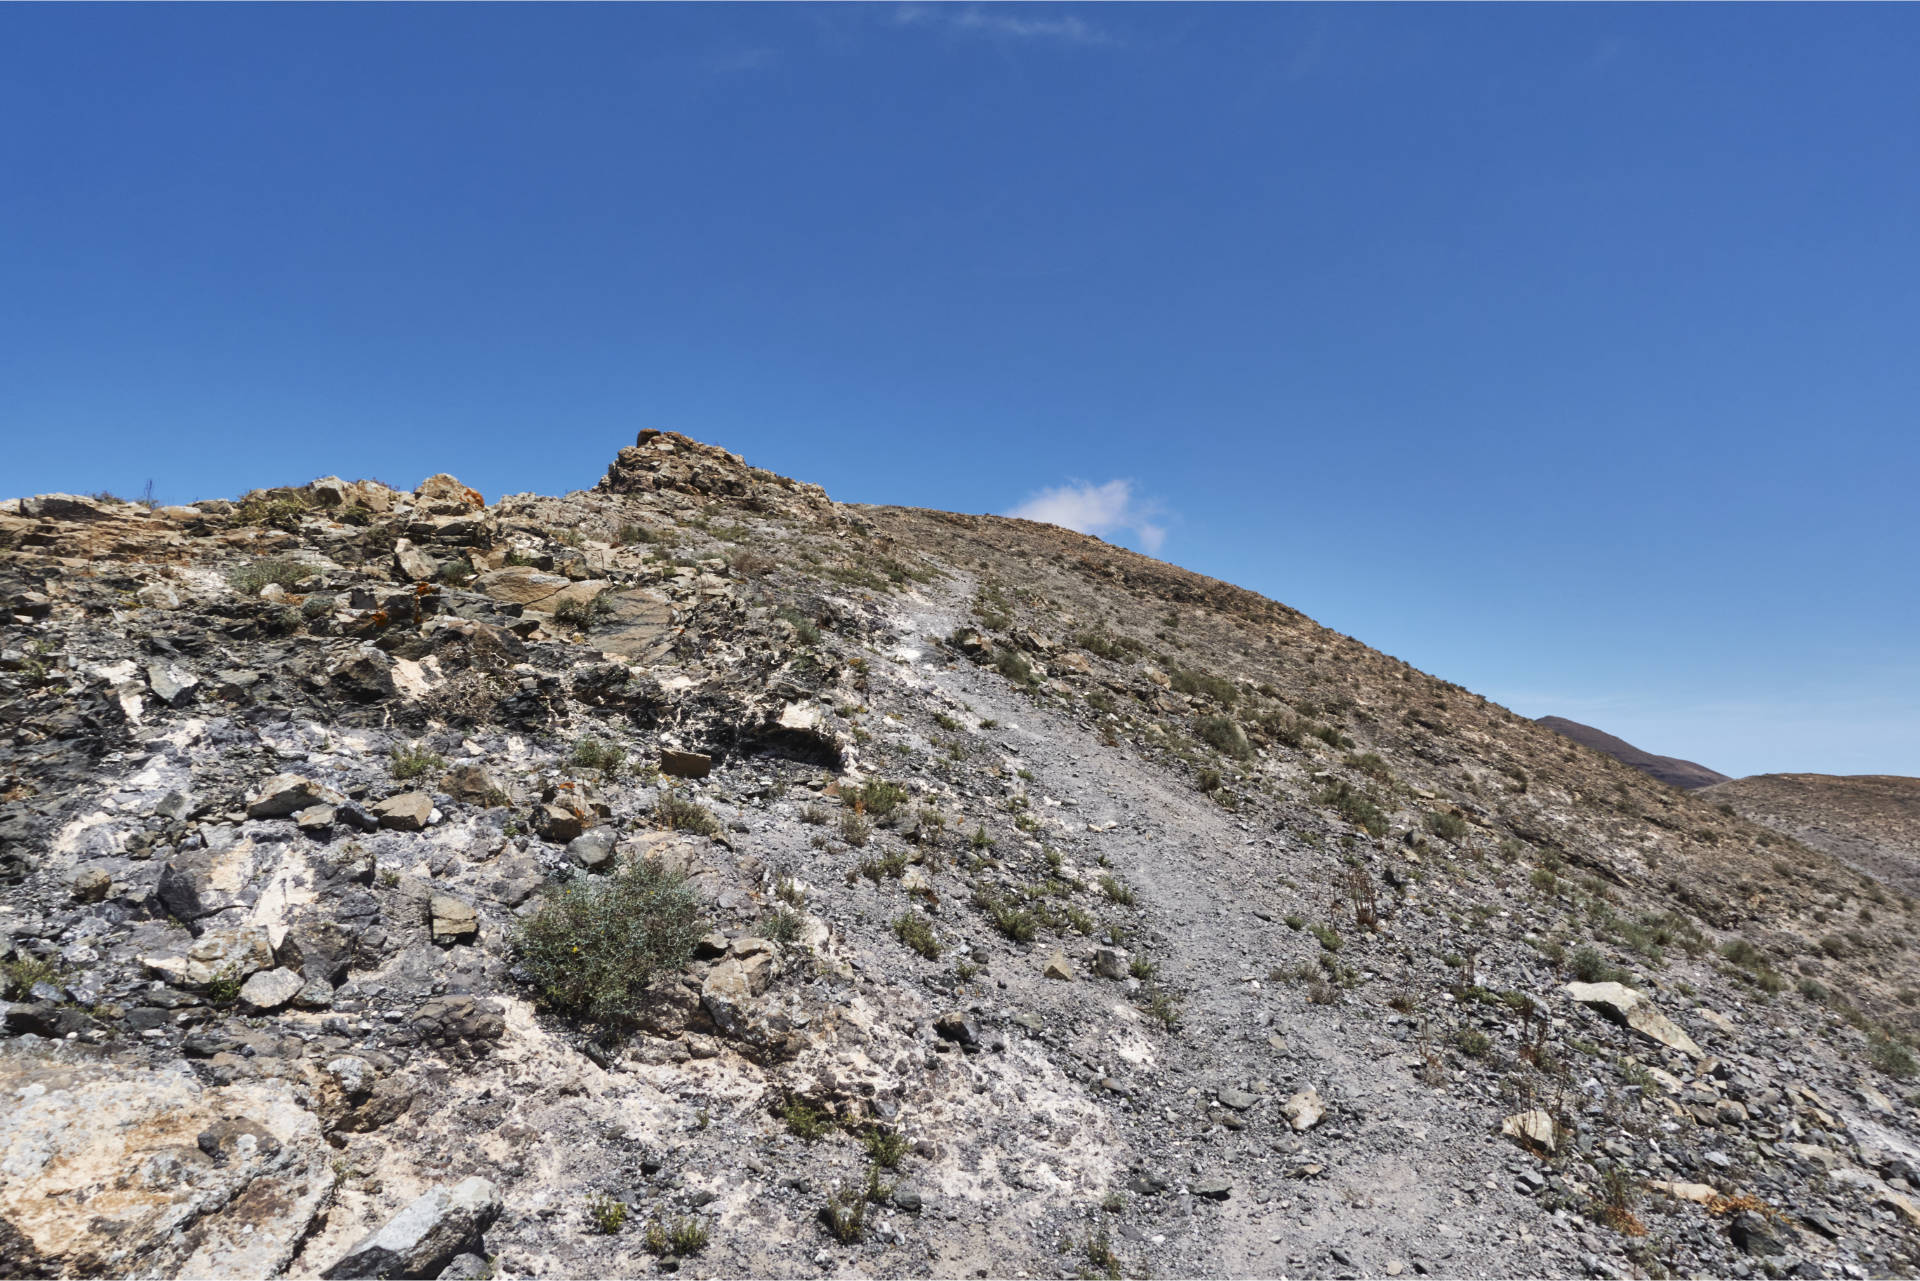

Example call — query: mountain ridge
[1,430,1916,1280]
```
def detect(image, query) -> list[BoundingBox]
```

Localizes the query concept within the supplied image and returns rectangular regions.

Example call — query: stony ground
[2,431,1917,1280]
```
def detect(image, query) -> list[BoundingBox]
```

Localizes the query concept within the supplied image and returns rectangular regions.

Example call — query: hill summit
[1,431,1917,1279]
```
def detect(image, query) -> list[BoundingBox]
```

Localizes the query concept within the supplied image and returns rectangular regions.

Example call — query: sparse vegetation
[654,792,721,836]
[227,557,308,596]
[892,913,941,960]
[586,1192,627,1235]
[569,736,627,775]
[390,742,444,781]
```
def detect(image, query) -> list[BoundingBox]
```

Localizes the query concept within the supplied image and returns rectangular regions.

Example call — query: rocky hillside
[2,430,1918,1281]
[1536,718,1730,792]
[1702,774,1920,899]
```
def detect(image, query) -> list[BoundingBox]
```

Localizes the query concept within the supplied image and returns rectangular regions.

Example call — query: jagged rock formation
[2,432,1918,1279]
[1536,716,1731,791]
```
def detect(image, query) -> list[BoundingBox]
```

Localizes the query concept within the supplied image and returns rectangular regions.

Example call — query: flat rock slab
[373,792,434,831]
[1563,981,1703,1058]
[660,749,712,779]
[323,1176,501,1279]
[1284,1086,1325,1132]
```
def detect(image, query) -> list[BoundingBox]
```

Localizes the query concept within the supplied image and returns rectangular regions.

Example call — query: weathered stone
[373,791,434,831]
[247,773,345,819]
[1729,1210,1784,1255]
[1651,1180,1719,1205]
[70,867,111,902]
[1563,981,1703,1058]
[1191,1177,1233,1200]
[566,828,617,872]
[393,538,439,583]
[429,895,478,944]
[1043,950,1073,981]
[171,927,274,989]
[1284,1086,1326,1132]
[701,951,779,1043]
[279,920,353,986]
[287,804,334,835]
[322,1177,501,1279]
[1501,1109,1558,1153]
[475,566,570,608]
[238,967,303,1011]
[934,1013,980,1046]
[413,474,485,514]
[1217,1088,1259,1112]
[533,801,586,844]
[146,662,199,706]
[1093,946,1130,980]
[441,765,505,806]
[660,749,712,779]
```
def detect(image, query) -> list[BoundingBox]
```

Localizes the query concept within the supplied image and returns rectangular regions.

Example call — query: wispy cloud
[1007,479,1166,553]
[892,4,1115,47]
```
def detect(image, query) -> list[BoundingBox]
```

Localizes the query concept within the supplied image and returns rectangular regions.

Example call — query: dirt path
[892,585,1591,1278]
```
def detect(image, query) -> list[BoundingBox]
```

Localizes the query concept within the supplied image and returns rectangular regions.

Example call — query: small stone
[441,766,506,806]
[1218,1088,1259,1112]
[934,1013,980,1046]
[659,749,712,779]
[430,896,479,944]
[694,931,731,959]
[1284,1086,1325,1132]
[1730,1210,1784,1256]
[247,773,344,819]
[1093,946,1130,980]
[891,1186,924,1213]
[534,802,585,844]
[1043,950,1073,981]
[70,867,111,902]
[295,804,336,831]
[238,967,304,1011]
[373,792,434,831]
[566,828,617,872]
[1501,1109,1558,1153]
[146,662,199,706]
[1191,1177,1233,1200]
[327,1055,378,1099]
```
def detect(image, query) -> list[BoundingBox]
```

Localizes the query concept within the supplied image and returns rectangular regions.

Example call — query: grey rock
[566,828,617,872]
[1191,1176,1233,1200]
[238,967,304,1011]
[373,792,434,832]
[248,774,345,820]
[430,895,478,945]
[322,1176,501,1278]
[1218,1088,1259,1111]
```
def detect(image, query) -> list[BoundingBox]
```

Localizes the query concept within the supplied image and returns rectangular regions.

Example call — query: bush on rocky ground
[515,860,705,1023]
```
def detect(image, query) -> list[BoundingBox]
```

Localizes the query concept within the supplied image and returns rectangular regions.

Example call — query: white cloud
[892,4,1114,46]
[1007,479,1167,553]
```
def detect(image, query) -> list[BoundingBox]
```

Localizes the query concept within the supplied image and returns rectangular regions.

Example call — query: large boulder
[1563,981,1703,1058]
[322,1177,501,1279]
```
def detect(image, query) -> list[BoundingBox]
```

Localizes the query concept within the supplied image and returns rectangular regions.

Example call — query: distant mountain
[1702,773,1920,895]
[1534,716,1730,790]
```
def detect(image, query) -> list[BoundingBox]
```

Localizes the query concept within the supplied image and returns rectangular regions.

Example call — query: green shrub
[845,779,910,818]
[1315,781,1387,837]
[892,913,941,960]
[1569,946,1621,984]
[1283,913,1306,930]
[390,742,444,781]
[1171,667,1237,707]
[1344,752,1392,782]
[978,893,1037,942]
[1426,810,1470,842]
[821,1184,868,1243]
[1870,1035,1917,1080]
[654,793,720,836]
[1196,714,1253,760]
[756,907,805,943]
[1310,922,1343,953]
[643,1216,709,1256]
[227,557,308,596]
[1456,1027,1491,1057]
[863,1127,908,1169]
[839,811,872,847]
[994,649,1036,686]
[1099,876,1136,906]
[587,1192,628,1235]
[782,1097,835,1141]
[569,736,627,775]
[515,860,706,1022]
[1195,767,1222,793]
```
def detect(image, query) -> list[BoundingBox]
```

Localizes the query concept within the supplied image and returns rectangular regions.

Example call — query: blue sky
[3,5,1915,778]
